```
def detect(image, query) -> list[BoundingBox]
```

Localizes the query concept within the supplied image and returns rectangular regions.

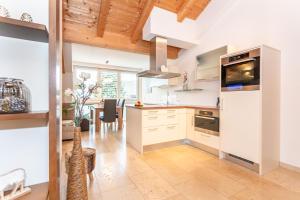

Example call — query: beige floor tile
[154,165,193,186]
[164,194,188,200]
[174,179,228,200]
[263,167,300,193]
[130,170,178,200]
[62,126,300,200]
[190,166,246,197]
[87,178,103,200]
[125,157,154,177]
[97,174,134,192]
[230,181,300,200]
[101,184,144,200]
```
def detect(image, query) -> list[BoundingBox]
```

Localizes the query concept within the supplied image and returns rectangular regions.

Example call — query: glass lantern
[0,78,31,113]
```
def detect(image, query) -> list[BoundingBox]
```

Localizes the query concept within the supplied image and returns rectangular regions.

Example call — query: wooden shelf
[0,111,49,121]
[0,16,48,43]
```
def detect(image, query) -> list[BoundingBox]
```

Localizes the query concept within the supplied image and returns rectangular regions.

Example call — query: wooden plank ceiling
[63,0,210,59]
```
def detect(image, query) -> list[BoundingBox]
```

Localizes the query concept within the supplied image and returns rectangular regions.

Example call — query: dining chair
[116,99,125,124]
[99,99,117,131]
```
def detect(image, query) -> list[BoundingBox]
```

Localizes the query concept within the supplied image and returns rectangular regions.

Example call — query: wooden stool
[65,147,96,181]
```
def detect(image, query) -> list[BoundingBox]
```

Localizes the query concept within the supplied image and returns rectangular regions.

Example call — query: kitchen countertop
[126,104,219,110]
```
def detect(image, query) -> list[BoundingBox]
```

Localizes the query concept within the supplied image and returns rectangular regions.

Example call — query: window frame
[73,63,142,101]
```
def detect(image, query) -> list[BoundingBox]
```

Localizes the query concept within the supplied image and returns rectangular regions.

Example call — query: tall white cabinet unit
[220,45,280,175]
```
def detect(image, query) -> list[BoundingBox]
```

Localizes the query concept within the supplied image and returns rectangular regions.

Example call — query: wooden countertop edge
[126,105,219,110]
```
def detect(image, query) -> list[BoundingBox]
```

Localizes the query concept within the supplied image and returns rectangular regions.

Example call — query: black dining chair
[116,99,125,125]
[99,99,117,131]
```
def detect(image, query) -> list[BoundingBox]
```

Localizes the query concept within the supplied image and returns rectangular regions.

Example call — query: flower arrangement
[64,72,101,127]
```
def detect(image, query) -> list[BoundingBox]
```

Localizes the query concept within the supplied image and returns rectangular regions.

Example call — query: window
[99,71,118,99]
[74,66,138,100]
[120,72,137,99]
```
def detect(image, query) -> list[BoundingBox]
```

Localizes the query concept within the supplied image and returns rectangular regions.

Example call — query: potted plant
[64,72,100,200]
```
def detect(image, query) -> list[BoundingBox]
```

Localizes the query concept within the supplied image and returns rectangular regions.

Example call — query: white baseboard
[280,162,300,173]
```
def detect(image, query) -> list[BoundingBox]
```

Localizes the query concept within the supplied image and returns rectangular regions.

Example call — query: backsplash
[142,79,220,106]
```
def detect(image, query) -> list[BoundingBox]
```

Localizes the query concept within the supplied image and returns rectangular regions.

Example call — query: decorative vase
[80,118,90,132]
[66,127,88,200]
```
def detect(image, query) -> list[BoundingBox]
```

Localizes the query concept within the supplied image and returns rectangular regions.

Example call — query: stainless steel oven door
[194,115,219,136]
[221,48,260,92]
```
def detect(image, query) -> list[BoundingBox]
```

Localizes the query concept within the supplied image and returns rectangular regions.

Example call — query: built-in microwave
[221,48,260,91]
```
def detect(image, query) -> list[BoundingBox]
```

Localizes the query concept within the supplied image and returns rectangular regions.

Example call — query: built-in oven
[194,109,219,136]
[221,48,260,91]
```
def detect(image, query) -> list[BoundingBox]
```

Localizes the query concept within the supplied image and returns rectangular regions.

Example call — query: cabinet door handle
[167,110,176,112]
[167,115,176,118]
[201,133,210,138]
[167,125,176,129]
[148,128,158,132]
[148,116,158,120]
[149,110,159,114]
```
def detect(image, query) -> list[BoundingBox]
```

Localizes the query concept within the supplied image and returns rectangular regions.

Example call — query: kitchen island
[126,105,219,153]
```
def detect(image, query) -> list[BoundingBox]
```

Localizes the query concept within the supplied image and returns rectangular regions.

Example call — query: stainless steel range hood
[137,37,181,79]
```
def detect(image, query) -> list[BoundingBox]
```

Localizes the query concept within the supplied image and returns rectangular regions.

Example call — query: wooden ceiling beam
[64,29,179,59]
[131,0,155,43]
[97,0,110,37]
[177,0,197,22]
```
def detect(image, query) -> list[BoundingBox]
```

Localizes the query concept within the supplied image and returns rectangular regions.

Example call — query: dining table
[90,104,123,132]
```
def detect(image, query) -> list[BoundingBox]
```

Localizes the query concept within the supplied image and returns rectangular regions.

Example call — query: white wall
[0,0,49,185]
[172,0,300,168]
[72,44,150,69]
[143,7,198,49]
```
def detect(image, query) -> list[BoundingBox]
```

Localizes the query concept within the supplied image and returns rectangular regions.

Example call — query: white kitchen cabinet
[127,106,221,155]
[194,131,220,150]
[186,109,194,140]
[178,112,187,140]
[220,45,281,175]
[143,115,164,127]
[127,107,188,152]
[195,46,228,80]
[220,91,260,163]
[143,126,164,145]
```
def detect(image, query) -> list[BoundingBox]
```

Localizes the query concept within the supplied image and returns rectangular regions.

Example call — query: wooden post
[49,0,62,199]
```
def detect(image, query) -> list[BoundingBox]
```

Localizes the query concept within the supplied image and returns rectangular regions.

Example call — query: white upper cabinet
[195,46,231,81]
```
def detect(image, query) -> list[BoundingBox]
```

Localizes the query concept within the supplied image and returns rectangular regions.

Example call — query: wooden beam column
[49,0,62,199]
[97,0,110,37]
[177,0,197,22]
[131,0,155,43]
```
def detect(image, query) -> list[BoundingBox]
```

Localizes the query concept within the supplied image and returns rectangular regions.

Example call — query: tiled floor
[62,125,300,200]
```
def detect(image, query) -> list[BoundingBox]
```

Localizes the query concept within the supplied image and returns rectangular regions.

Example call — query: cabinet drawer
[164,114,179,124]
[143,110,163,116]
[194,131,219,149]
[142,115,163,127]
[164,124,180,141]
[143,126,163,145]
[165,109,178,114]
